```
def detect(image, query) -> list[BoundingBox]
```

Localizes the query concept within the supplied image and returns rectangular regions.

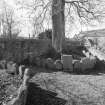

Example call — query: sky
[1,0,105,38]
[0,0,32,37]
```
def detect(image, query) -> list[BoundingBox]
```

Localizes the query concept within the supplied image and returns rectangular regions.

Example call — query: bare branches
[17,0,105,38]
[65,0,89,4]
[0,2,21,38]
[65,0,105,26]
[17,0,52,36]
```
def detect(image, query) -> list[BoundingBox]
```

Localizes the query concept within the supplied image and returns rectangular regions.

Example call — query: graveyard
[0,36,105,105]
[0,0,105,105]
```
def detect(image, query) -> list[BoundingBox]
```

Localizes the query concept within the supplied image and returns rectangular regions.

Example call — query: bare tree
[52,0,65,52]
[16,0,52,36]
[0,2,21,39]
[30,17,44,38]
[17,0,105,52]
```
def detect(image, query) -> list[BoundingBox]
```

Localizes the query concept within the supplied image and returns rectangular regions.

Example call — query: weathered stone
[74,57,96,72]
[61,55,73,71]
[7,61,14,68]
[23,68,31,85]
[46,58,55,69]
[7,68,31,105]
[74,60,82,72]
[0,60,7,69]
[81,57,96,71]
[54,60,63,70]
[19,65,26,78]
[6,61,18,74]
[13,63,19,75]
[41,59,46,68]
[35,57,41,67]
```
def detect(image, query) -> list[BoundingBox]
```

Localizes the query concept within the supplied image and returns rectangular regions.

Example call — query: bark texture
[52,0,65,52]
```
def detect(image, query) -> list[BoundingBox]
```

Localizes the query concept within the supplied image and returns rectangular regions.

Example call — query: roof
[80,28,105,38]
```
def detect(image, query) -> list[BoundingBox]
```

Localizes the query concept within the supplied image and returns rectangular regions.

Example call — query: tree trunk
[52,0,65,53]
[8,25,12,39]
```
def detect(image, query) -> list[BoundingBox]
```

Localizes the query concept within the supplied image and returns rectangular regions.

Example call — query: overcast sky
[1,0,105,38]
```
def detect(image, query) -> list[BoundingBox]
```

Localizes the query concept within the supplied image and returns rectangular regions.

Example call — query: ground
[1,67,105,105]
[0,70,22,105]
[30,71,105,105]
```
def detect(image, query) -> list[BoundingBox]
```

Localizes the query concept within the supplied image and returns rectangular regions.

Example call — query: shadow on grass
[26,83,66,105]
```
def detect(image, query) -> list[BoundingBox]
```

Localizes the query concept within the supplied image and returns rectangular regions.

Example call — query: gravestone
[41,59,47,68]
[0,60,7,69]
[19,65,26,79]
[7,68,31,105]
[54,60,63,70]
[61,55,73,71]
[7,61,18,74]
[35,57,41,67]
[46,58,55,69]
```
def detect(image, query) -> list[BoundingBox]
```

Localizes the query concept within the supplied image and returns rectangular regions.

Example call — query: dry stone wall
[0,38,51,64]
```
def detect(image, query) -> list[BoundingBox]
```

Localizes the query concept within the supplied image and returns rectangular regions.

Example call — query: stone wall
[0,38,51,63]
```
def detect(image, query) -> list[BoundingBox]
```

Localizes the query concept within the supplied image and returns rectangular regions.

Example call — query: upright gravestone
[7,61,18,74]
[0,60,7,69]
[61,54,73,71]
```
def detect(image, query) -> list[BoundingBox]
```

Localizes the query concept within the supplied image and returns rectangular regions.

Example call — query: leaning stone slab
[7,68,31,105]
[19,65,26,79]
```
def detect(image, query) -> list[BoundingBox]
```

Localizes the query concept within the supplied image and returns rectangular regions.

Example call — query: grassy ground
[30,71,105,105]
[0,66,56,105]
[1,67,105,105]
[0,70,22,105]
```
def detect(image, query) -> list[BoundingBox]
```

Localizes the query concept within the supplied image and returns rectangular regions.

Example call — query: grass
[30,71,105,105]
[1,66,105,105]
[0,70,22,105]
